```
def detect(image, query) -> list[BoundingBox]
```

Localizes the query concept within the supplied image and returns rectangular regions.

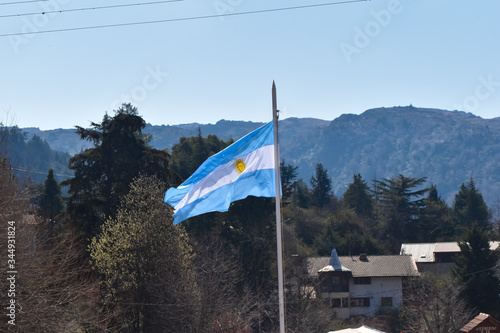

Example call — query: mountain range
[22,106,500,208]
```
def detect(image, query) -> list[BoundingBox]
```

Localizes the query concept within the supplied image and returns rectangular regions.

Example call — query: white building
[400,241,500,275]
[306,249,419,319]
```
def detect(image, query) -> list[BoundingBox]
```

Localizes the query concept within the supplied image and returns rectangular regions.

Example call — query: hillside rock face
[22,107,500,206]
[288,106,500,205]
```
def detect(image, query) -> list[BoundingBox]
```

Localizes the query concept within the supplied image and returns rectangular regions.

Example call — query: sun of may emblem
[233,158,247,175]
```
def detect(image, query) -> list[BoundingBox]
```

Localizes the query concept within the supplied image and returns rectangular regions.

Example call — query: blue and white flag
[164,121,278,225]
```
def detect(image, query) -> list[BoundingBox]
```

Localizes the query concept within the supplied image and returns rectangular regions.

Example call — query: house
[400,242,500,275]
[460,313,500,333]
[306,249,419,319]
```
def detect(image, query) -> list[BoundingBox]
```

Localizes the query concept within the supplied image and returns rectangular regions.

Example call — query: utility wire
[11,167,73,178]
[0,0,183,19]
[0,0,49,6]
[463,263,500,277]
[0,0,368,37]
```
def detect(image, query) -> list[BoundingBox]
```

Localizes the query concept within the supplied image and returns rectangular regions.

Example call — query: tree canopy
[453,177,491,232]
[373,174,429,252]
[310,162,332,209]
[169,128,231,182]
[343,173,373,218]
[90,175,197,332]
[453,222,500,317]
[37,168,63,221]
[61,104,179,238]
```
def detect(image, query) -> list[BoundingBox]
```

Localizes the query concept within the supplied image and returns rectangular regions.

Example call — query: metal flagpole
[272,81,286,333]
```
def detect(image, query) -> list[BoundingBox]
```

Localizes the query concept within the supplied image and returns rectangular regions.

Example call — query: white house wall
[348,277,403,317]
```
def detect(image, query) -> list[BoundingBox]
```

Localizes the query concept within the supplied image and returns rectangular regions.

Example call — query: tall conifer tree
[373,174,428,252]
[344,173,373,218]
[61,104,177,238]
[453,222,500,317]
[38,168,63,221]
[310,162,332,209]
[453,177,490,231]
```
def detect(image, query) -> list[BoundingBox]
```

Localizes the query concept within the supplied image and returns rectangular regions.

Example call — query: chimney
[359,253,368,261]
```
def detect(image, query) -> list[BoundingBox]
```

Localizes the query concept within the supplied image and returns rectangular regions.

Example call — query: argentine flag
[164,121,278,225]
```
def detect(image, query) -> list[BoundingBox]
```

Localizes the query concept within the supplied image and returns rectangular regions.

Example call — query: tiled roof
[460,313,500,332]
[339,255,419,277]
[307,255,419,278]
[307,257,331,278]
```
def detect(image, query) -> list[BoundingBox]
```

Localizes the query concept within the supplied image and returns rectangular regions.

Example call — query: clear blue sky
[2,0,499,130]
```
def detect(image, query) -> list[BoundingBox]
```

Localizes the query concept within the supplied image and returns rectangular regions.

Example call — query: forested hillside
[23,106,500,208]
[289,106,500,206]
[1,126,71,184]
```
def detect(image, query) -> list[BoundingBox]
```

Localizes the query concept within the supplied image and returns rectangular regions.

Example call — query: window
[319,273,349,292]
[331,297,349,308]
[350,297,370,307]
[381,297,393,307]
[354,277,371,285]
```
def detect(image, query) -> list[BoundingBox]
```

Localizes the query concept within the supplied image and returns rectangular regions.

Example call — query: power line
[0,0,183,19]
[11,167,73,178]
[0,0,368,38]
[463,263,500,277]
[0,0,49,6]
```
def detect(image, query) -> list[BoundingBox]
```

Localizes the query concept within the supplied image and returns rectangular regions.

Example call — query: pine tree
[310,162,332,209]
[193,127,209,171]
[61,104,177,238]
[291,179,311,209]
[420,185,455,241]
[343,173,373,218]
[453,177,491,232]
[453,222,500,317]
[38,168,63,221]
[280,159,298,200]
[170,132,229,182]
[373,174,428,252]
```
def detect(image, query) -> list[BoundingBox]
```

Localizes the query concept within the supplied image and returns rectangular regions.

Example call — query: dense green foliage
[90,175,197,332]
[453,223,500,317]
[310,162,332,209]
[25,108,500,209]
[280,159,298,200]
[169,128,231,182]
[61,104,179,238]
[343,173,373,219]
[419,185,456,241]
[37,168,63,221]
[453,177,491,232]
[373,174,429,252]
[0,126,71,183]
[37,168,64,238]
